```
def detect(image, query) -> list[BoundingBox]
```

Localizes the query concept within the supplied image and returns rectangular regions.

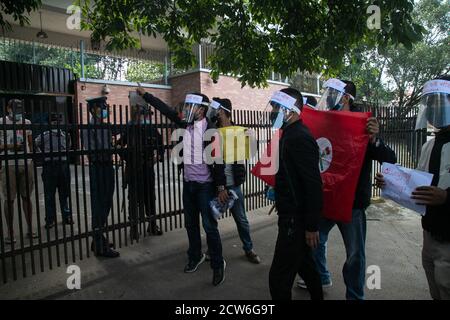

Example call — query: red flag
[250,130,282,187]
[251,107,370,223]
[302,107,370,223]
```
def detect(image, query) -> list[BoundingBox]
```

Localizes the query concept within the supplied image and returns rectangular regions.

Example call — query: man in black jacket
[137,87,227,286]
[268,88,324,300]
[299,79,397,300]
[209,97,261,264]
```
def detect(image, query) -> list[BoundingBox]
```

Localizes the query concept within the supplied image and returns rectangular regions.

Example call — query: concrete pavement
[0,199,430,300]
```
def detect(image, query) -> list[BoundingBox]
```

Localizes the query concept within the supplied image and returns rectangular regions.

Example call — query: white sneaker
[297,278,332,289]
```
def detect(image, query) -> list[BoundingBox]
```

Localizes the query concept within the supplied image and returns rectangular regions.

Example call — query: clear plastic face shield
[207,100,231,124]
[263,91,300,130]
[416,79,450,131]
[182,94,209,124]
[8,100,24,122]
[317,78,354,111]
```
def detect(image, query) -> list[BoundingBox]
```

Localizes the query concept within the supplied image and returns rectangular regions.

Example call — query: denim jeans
[183,181,224,269]
[314,209,367,300]
[229,185,253,253]
[42,162,71,224]
[89,163,115,251]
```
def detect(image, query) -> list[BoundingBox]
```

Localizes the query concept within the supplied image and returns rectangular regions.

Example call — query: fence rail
[0,102,425,283]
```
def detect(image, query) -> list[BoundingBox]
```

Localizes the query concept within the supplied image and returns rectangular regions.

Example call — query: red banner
[251,107,370,223]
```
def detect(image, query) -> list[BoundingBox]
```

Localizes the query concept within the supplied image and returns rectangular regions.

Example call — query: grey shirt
[35,130,70,162]
[82,117,113,163]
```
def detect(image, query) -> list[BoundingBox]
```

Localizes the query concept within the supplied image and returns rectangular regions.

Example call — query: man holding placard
[376,75,450,300]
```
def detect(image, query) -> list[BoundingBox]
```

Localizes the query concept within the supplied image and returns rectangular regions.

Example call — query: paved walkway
[0,199,430,300]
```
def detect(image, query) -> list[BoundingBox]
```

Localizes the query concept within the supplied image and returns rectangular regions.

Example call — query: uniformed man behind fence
[82,97,119,258]
[35,113,73,229]
[118,103,164,240]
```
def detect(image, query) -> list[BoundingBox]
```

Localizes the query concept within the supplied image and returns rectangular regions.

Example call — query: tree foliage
[75,0,424,87]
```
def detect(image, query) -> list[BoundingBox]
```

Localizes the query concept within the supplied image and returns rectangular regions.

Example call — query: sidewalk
[0,199,430,300]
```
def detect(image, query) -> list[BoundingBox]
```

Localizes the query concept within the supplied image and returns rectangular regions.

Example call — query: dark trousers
[269,215,323,300]
[89,162,115,251]
[127,163,157,228]
[42,162,71,224]
[183,181,224,269]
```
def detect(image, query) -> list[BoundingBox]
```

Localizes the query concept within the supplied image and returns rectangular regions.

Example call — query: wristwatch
[217,185,225,192]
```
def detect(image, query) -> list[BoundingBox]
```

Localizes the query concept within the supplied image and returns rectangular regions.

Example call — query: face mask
[141,118,150,125]
[101,109,109,119]
[13,114,23,122]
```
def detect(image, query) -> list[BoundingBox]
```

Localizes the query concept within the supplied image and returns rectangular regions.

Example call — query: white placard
[185,94,203,104]
[270,91,297,110]
[381,163,433,216]
[423,79,450,95]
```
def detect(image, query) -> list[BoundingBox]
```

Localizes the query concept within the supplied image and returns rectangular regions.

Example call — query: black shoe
[91,241,114,252]
[44,222,55,229]
[212,260,226,286]
[97,247,120,258]
[147,223,163,236]
[245,250,261,264]
[63,217,74,225]
[184,254,206,273]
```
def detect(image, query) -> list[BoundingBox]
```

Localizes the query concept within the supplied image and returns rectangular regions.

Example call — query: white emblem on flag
[317,137,333,173]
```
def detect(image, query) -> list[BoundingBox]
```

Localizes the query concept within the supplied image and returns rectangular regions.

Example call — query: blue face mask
[14,114,23,122]
[101,109,109,119]
[141,118,150,125]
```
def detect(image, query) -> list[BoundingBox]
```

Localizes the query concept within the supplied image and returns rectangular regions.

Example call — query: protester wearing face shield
[376,75,450,300]
[266,88,324,300]
[298,79,396,300]
[82,96,120,258]
[136,87,227,286]
[207,98,261,264]
[35,113,73,229]
[0,99,36,244]
[117,103,164,240]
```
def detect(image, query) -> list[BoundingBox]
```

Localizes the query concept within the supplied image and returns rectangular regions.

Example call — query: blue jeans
[314,209,367,300]
[229,185,253,253]
[42,162,71,224]
[89,163,115,251]
[183,181,224,269]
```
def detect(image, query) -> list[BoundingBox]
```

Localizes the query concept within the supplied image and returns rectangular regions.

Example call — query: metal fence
[0,100,272,283]
[0,101,425,283]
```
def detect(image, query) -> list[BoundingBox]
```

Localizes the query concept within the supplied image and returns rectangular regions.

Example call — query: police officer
[35,113,73,229]
[118,103,164,240]
[82,97,119,258]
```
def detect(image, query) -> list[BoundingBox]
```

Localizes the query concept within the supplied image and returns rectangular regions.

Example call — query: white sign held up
[381,163,433,216]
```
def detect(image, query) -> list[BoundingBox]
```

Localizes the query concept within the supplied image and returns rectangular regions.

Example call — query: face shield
[182,94,209,124]
[316,78,353,111]
[263,91,300,130]
[416,79,450,130]
[207,100,231,124]
[8,100,24,122]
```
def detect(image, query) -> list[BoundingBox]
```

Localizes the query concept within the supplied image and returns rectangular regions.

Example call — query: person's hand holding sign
[412,186,447,206]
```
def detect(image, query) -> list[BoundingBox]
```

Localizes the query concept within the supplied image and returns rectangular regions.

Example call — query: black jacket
[275,121,323,232]
[142,93,227,187]
[351,106,397,209]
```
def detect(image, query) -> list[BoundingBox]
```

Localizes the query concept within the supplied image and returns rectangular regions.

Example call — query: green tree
[338,0,449,108]
[1,0,426,88]
[126,60,165,82]
[0,0,41,33]
[75,0,424,88]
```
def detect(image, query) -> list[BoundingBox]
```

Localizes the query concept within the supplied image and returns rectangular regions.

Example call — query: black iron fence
[0,102,425,283]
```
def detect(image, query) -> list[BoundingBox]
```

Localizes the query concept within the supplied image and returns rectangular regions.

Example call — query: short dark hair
[213,97,232,118]
[304,96,318,107]
[280,87,303,111]
[342,80,356,105]
[435,74,450,81]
